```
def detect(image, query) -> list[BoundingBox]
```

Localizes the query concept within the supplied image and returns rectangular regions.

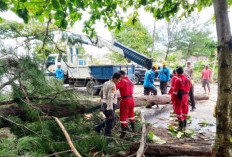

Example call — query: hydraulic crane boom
[93,36,153,69]
[70,33,153,69]
[113,42,153,69]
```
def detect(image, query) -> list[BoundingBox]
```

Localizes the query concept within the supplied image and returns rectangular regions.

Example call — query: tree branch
[0,114,52,142]
[0,77,17,90]
[136,111,146,157]
[41,18,51,63]
[52,116,82,157]
[45,150,72,157]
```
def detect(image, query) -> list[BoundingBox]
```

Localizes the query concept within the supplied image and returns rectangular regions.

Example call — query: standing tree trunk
[213,0,232,156]
[165,22,171,61]
[211,51,218,82]
[164,48,170,61]
[186,43,191,61]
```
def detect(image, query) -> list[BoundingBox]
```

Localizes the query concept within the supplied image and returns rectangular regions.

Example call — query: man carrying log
[173,67,191,132]
[117,70,135,139]
[95,72,122,136]
[143,64,158,95]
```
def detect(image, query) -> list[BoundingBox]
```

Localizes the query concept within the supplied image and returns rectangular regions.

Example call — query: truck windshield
[46,56,56,68]
[47,56,56,63]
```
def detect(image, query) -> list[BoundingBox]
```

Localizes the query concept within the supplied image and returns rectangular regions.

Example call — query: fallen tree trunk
[0,94,209,119]
[194,93,210,101]
[130,143,212,156]
[132,93,209,107]
[0,93,209,107]
[1,103,86,120]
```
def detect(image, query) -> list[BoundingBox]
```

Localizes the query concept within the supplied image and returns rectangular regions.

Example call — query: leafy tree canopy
[1,0,224,37]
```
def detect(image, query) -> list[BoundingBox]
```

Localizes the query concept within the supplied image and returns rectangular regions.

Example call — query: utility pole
[151,18,156,61]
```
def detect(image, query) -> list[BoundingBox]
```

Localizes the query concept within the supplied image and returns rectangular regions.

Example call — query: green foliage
[167,54,179,62]
[0,134,47,156]
[0,0,8,12]
[0,21,61,59]
[176,30,213,60]
[168,125,195,138]
[0,21,57,39]
[107,53,128,63]
[198,120,214,127]
[17,136,48,155]
[0,137,18,157]
[147,131,166,144]
[75,135,107,156]
[1,0,231,36]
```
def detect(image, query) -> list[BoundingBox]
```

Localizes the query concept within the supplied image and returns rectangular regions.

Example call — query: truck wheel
[132,75,140,85]
[64,75,69,84]
[86,80,100,95]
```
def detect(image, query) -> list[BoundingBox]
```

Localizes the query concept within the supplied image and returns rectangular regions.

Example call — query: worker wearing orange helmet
[143,64,158,95]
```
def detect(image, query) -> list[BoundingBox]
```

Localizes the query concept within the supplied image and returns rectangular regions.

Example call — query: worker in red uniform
[173,67,191,132]
[116,70,135,138]
[168,69,178,113]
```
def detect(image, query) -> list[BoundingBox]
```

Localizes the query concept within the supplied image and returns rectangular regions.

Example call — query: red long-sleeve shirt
[173,75,191,100]
[168,75,178,95]
[116,76,134,97]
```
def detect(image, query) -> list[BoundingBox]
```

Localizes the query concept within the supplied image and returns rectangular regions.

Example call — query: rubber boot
[176,120,184,132]
[130,122,135,133]
[183,119,187,133]
[120,127,127,139]
[190,107,196,112]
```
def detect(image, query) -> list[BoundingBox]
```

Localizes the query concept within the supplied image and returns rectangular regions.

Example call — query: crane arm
[68,33,153,69]
[95,36,152,69]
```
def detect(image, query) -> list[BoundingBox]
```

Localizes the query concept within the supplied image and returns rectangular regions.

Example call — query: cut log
[130,143,212,156]
[0,103,86,120]
[194,93,210,101]
[0,94,209,119]
[133,95,171,107]
[132,93,209,107]
[0,93,209,107]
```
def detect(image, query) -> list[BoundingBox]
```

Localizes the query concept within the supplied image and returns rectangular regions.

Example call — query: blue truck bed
[89,65,135,80]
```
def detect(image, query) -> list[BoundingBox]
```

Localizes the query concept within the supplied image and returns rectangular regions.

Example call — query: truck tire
[86,80,100,95]
[132,75,140,85]
[64,74,69,84]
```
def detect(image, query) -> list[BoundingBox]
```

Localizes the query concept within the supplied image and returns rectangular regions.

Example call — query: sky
[0,6,232,59]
